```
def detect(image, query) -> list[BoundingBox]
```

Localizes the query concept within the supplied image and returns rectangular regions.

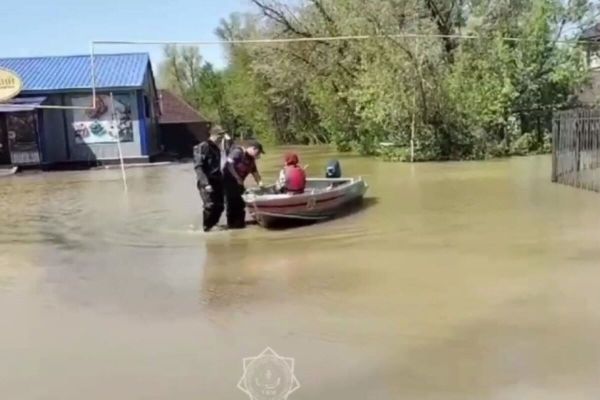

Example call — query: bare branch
[250,0,313,38]
[309,0,336,29]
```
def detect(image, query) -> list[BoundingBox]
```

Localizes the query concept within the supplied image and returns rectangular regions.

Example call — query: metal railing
[552,108,600,192]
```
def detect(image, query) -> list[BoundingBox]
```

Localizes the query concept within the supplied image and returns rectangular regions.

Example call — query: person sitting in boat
[276,151,307,194]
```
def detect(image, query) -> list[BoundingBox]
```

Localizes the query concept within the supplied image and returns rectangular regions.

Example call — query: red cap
[284,152,299,166]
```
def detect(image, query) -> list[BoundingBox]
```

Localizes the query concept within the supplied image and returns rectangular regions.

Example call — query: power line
[94,32,600,46]
[3,31,592,111]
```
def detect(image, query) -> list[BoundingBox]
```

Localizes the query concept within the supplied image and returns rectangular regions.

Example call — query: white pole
[110,92,128,192]
[90,42,97,111]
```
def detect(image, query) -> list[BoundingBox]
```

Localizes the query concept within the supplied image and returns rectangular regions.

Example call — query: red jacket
[283,165,306,194]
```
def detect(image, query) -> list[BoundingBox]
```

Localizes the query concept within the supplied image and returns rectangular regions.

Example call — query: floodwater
[1,147,600,400]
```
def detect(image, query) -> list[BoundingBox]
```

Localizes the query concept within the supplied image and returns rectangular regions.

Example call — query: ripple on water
[0,181,91,248]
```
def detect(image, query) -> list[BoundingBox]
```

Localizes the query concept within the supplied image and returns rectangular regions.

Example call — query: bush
[510,132,538,156]
[380,146,411,162]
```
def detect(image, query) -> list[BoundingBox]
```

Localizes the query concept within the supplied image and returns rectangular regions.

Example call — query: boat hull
[243,178,368,227]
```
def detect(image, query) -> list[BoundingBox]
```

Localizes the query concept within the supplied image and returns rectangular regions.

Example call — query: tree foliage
[160,0,599,160]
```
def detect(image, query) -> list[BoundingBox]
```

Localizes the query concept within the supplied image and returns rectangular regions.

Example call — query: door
[6,112,40,166]
[0,115,10,165]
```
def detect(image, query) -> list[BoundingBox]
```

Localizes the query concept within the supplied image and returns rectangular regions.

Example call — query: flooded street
[2,147,600,399]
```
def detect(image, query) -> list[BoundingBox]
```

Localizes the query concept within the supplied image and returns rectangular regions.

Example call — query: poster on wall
[71,94,134,144]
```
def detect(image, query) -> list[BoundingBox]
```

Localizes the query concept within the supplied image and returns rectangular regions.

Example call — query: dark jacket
[225,146,257,182]
[194,140,222,187]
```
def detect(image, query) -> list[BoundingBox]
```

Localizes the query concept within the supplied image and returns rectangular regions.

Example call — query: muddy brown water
[1,147,600,400]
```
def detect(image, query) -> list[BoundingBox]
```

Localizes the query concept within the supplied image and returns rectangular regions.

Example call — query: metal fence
[552,108,600,192]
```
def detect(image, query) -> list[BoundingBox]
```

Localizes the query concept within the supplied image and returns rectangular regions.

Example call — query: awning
[0,97,47,113]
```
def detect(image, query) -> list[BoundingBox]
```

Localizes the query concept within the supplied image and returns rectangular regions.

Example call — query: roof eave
[20,86,144,95]
[158,89,210,122]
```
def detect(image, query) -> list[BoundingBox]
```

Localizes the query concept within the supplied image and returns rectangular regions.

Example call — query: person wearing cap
[276,151,306,194]
[211,125,234,157]
[223,140,265,229]
[193,126,225,232]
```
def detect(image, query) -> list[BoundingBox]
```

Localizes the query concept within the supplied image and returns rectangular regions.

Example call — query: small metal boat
[243,177,368,227]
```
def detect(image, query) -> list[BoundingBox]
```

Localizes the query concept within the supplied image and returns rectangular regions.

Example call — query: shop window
[7,113,37,145]
[6,112,40,165]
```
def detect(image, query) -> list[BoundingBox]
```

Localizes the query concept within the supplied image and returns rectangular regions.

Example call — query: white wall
[63,90,145,162]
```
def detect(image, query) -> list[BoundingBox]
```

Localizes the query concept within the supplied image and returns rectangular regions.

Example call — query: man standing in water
[224,140,265,229]
[194,126,225,232]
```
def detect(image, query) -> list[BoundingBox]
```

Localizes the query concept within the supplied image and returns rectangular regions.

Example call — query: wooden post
[411,36,419,164]
[551,114,559,183]
[576,120,581,172]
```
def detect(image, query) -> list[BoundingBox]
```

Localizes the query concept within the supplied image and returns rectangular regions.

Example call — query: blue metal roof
[0,53,150,93]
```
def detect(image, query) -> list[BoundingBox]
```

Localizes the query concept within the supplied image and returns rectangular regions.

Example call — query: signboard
[71,94,134,144]
[0,69,22,102]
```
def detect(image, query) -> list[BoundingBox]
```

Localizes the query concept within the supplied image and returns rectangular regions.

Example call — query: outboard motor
[326,160,341,178]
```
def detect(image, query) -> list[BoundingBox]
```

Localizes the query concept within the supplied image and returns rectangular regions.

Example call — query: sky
[0,0,253,69]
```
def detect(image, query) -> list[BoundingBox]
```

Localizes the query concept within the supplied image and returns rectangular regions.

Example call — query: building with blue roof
[0,53,160,167]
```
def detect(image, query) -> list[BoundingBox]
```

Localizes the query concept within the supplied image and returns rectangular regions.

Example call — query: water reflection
[2,150,600,399]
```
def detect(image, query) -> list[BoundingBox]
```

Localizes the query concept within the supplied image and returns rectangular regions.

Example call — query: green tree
[160,0,597,160]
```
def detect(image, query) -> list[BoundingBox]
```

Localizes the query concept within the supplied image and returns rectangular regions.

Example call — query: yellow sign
[0,69,22,102]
